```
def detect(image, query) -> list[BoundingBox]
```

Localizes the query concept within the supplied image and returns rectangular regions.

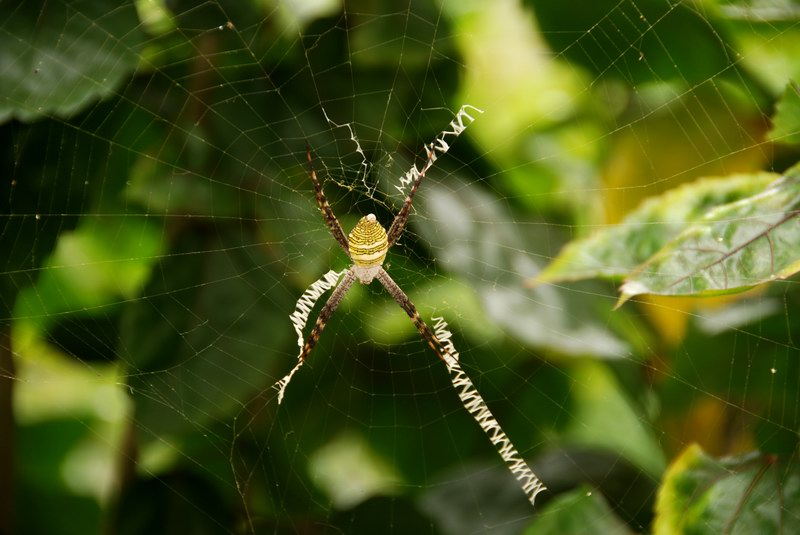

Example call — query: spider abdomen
[348,214,388,281]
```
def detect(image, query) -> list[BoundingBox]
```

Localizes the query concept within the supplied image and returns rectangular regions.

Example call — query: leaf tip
[615,280,647,309]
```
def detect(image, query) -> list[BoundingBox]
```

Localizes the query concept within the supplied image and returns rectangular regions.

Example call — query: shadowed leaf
[0,0,143,122]
[524,485,633,535]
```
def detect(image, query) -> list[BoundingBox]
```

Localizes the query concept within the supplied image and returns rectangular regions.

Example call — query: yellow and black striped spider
[277,106,546,507]
[296,142,448,367]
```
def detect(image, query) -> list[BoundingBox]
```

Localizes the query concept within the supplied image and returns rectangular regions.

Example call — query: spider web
[2,1,800,534]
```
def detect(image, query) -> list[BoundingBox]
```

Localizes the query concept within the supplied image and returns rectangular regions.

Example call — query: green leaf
[16,421,101,535]
[563,360,666,477]
[619,170,800,303]
[411,174,630,358]
[768,81,800,145]
[524,485,633,535]
[537,172,778,285]
[525,0,758,93]
[655,444,800,535]
[14,216,163,333]
[0,0,143,123]
[419,461,537,533]
[122,227,294,440]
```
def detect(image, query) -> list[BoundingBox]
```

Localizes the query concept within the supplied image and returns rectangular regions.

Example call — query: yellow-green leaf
[536,173,778,285]
[655,444,800,535]
[619,169,800,303]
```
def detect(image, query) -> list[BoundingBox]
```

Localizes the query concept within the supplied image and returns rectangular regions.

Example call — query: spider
[297,142,451,366]
[278,107,546,507]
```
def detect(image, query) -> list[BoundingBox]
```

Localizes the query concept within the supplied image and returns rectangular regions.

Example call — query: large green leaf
[619,169,800,302]
[655,444,800,535]
[14,216,162,333]
[537,172,778,285]
[0,0,143,123]
[563,360,666,477]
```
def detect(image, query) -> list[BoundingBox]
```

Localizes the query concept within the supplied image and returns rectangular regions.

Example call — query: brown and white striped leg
[432,316,547,507]
[376,266,547,506]
[276,268,356,403]
[299,267,356,362]
[375,267,450,362]
[386,145,436,246]
[387,105,484,246]
[306,143,350,254]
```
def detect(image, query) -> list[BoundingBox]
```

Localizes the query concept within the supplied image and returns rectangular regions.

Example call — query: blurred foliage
[2,0,800,534]
[536,168,800,304]
[655,444,800,534]
[769,81,800,146]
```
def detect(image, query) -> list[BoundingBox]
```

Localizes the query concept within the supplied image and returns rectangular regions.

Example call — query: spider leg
[276,268,356,403]
[300,267,357,362]
[375,267,451,362]
[307,142,350,254]
[386,144,437,246]
[376,269,548,506]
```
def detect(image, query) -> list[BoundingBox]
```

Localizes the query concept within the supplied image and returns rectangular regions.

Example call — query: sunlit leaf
[13,216,162,333]
[536,172,778,285]
[768,81,800,145]
[655,444,800,535]
[16,420,102,535]
[0,1,143,123]
[619,169,800,303]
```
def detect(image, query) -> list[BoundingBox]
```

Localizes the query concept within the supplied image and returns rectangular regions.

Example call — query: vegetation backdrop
[2,0,800,533]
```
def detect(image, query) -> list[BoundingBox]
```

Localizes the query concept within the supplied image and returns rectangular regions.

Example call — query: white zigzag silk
[278,269,344,404]
[394,104,483,196]
[433,316,546,507]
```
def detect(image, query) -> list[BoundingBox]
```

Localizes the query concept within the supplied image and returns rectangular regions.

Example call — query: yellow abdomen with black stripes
[348,214,388,270]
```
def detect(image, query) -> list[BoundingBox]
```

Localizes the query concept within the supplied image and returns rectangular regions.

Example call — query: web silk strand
[276,269,345,403]
[394,104,484,196]
[433,316,547,507]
